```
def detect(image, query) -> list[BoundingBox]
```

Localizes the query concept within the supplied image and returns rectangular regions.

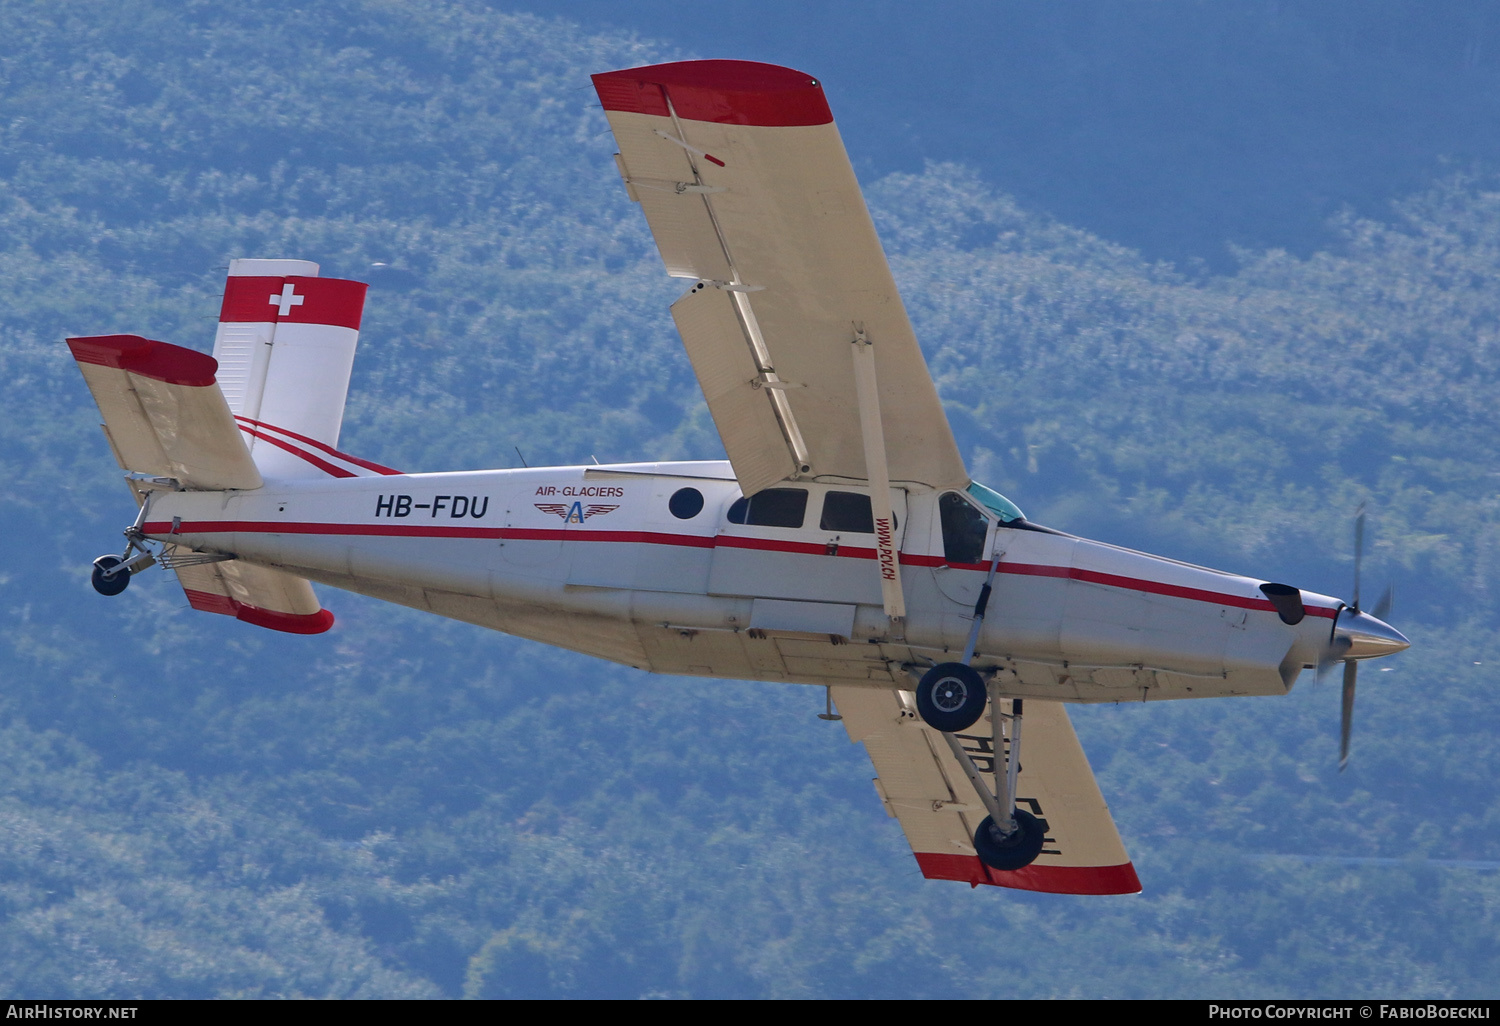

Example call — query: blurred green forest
[1,0,1497,999]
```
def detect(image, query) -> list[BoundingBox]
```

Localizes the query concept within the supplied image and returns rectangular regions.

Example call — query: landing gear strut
[939,693,1041,871]
[916,531,1044,870]
[89,495,158,596]
[86,491,232,597]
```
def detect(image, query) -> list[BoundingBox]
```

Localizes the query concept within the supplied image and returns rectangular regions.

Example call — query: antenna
[514,446,528,468]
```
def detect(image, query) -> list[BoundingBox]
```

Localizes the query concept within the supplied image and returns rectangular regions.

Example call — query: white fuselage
[143,461,1341,703]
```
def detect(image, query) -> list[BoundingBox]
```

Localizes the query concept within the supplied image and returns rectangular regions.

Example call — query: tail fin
[213,258,397,480]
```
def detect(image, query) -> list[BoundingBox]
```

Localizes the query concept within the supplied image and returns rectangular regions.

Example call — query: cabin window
[726,488,808,529]
[940,492,989,565]
[819,491,897,534]
[820,491,873,533]
[668,487,704,519]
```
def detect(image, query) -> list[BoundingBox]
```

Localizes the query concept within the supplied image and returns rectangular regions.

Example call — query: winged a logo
[535,502,620,524]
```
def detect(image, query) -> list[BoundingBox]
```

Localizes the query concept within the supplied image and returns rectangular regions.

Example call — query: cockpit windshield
[966,481,1025,523]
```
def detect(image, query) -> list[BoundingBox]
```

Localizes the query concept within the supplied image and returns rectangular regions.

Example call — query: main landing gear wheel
[915,662,988,733]
[91,555,130,596]
[973,809,1045,871]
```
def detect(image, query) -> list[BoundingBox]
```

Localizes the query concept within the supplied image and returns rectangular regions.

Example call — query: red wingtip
[182,589,334,635]
[916,853,1143,895]
[67,335,218,387]
[593,60,833,127]
[236,605,335,635]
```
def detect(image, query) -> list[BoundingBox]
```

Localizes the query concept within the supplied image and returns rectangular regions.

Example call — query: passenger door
[708,485,908,606]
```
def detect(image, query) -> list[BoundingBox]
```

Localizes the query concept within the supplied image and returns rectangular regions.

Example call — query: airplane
[65,59,1409,896]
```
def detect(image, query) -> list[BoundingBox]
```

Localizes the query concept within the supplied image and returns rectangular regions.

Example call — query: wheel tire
[91,555,130,596]
[915,662,988,733]
[973,809,1046,871]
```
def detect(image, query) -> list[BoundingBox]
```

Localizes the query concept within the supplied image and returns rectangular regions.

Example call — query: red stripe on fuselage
[234,416,402,476]
[1008,561,1340,619]
[145,518,1330,619]
[236,426,357,478]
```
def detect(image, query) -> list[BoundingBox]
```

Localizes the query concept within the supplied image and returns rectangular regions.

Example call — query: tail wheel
[91,555,130,596]
[915,662,987,733]
[973,810,1045,871]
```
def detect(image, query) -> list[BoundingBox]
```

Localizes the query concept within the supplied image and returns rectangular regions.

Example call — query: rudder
[213,258,383,480]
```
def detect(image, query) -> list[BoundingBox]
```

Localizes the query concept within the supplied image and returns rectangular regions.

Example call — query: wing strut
[851,329,906,621]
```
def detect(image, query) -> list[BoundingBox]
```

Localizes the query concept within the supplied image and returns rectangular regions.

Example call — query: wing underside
[594,61,968,497]
[174,560,334,635]
[830,686,1141,894]
[67,334,264,491]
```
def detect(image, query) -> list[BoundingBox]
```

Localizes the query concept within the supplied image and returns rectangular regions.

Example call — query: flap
[831,686,1141,895]
[671,282,797,495]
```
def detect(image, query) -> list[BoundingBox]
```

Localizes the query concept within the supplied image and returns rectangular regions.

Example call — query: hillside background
[1,0,1498,997]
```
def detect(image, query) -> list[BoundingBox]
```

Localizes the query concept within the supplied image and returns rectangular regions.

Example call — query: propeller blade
[1352,503,1366,613]
[1339,658,1357,771]
[1371,583,1394,622]
[1316,631,1351,684]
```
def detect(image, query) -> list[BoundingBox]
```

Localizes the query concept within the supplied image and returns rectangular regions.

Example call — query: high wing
[593,61,968,497]
[831,686,1141,894]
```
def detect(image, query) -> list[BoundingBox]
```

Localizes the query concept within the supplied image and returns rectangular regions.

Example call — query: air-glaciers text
[534,486,624,497]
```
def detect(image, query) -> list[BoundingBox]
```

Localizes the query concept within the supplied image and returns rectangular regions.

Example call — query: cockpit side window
[939,492,989,565]
[726,488,808,528]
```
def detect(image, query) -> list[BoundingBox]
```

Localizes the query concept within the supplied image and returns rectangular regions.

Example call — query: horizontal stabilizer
[175,560,333,635]
[832,687,1141,895]
[67,334,263,491]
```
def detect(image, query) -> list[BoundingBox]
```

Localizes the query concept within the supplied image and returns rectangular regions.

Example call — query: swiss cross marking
[270,283,305,317]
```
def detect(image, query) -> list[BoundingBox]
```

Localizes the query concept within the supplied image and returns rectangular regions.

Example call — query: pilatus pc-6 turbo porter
[67,60,1408,896]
